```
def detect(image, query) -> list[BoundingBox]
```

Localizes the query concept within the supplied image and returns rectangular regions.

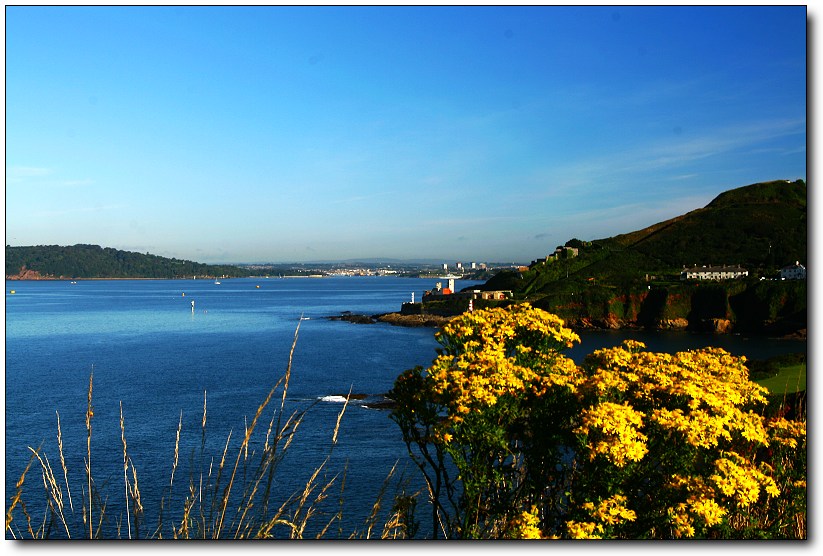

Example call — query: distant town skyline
[4,3,808,264]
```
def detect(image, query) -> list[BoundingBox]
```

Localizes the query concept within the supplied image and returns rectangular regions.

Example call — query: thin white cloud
[420,175,445,186]
[6,167,94,188]
[6,166,53,184]
[616,117,805,175]
[554,194,715,240]
[520,117,805,200]
[35,204,125,217]
[11,166,52,176]
[57,179,95,187]
[418,215,534,228]
[329,191,394,205]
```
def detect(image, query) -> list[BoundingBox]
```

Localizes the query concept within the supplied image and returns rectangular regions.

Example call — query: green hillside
[5,244,253,280]
[605,179,806,270]
[479,179,807,334]
[514,179,805,287]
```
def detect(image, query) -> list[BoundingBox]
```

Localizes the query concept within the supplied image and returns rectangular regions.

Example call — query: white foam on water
[319,395,349,403]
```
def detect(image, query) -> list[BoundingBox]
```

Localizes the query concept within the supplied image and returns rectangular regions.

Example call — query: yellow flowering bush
[389,304,806,539]
[575,402,648,467]
[505,506,544,539]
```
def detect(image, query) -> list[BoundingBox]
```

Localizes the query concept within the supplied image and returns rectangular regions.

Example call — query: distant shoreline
[3,275,323,281]
[6,276,218,281]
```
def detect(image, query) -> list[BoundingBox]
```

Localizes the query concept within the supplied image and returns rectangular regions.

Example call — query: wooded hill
[5,244,253,280]
[478,179,807,335]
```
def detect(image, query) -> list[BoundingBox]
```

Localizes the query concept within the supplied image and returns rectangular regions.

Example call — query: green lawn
[755,363,807,395]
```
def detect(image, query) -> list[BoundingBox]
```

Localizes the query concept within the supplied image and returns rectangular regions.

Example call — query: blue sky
[4,4,807,264]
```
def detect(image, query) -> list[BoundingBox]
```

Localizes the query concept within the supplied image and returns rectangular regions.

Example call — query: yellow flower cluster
[667,475,727,536]
[667,504,696,538]
[711,452,780,507]
[584,341,772,450]
[582,494,637,526]
[576,402,648,467]
[689,497,726,526]
[664,449,784,538]
[436,303,581,354]
[767,417,807,448]
[565,520,604,539]
[506,506,543,539]
[653,408,735,449]
[585,343,768,404]
[428,304,583,426]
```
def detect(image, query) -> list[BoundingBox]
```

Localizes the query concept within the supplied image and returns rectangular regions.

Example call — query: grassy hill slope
[604,179,806,270]
[479,179,807,334]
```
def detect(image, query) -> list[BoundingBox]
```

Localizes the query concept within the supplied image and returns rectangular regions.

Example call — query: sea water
[3,277,806,539]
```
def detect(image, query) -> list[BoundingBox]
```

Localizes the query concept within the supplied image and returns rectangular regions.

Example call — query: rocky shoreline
[5,268,48,280]
[327,311,806,341]
[327,311,456,328]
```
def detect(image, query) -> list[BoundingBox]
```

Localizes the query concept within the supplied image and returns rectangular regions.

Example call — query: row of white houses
[680,265,749,281]
[679,262,806,281]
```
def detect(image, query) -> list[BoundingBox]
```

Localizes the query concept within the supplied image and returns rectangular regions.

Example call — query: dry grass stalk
[28,447,71,538]
[5,455,35,538]
[84,370,94,538]
[129,460,144,537]
[213,382,278,538]
[119,402,132,539]
[56,411,74,514]
[228,326,349,539]
[317,464,348,539]
[282,459,336,539]
[228,320,306,538]
[332,387,352,446]
[171,411,182,492]
[350,461,399,539]
[284,382,353,539]
[379,488,420,540]
[152,409,184,538]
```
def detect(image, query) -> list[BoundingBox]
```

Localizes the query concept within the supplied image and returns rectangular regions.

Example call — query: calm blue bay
[4,277,805,539]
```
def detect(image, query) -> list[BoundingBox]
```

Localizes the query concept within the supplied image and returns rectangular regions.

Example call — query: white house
[780,261,806,280]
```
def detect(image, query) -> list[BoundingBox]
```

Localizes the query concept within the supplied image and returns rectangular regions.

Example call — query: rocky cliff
[532,280,806,337]
[5,266,49,280]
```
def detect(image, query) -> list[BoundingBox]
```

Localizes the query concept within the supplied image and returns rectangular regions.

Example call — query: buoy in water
[256,285,260,289]
[10,290,15,294]
[182,292,185,296]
